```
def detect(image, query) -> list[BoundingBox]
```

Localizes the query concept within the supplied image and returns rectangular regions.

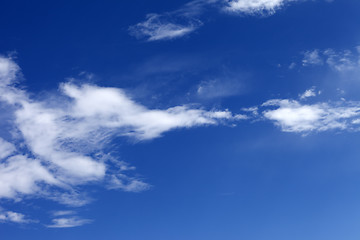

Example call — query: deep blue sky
[1,0,360,239]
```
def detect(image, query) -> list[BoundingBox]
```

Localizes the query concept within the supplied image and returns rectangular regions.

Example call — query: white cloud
[0,211,30,224]
[107,174,151,192]
[130,0,309,41]
[262,99,360,133]
[129,14,201,41]
[0,57,243,211]
[223,0,291,15]
[0,138,15,159]
[324,49,359,72]
[46,217,92,228]
[299,87,317,100]
[302,49,323,66]
[298,47,360,72]
[0,155,60,199]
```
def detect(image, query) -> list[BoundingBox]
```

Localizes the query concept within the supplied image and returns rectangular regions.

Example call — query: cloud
[128,0,217,41]
[298,47,360,72]
[0,56,243,222]
[324,48,359,72]
[0,138,15,159]
[262,99,360,133]
[46,217,92,228]
[52,210,77,217]
[0,211,30,224]
[302,49,323,66]
[129,14,202,41]
[299,87,318,100]
[130,0,308,41]
[223,0,291,15]
[196,78,243,99]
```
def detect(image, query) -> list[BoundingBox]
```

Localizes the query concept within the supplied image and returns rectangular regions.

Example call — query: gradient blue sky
[1,0,360,239]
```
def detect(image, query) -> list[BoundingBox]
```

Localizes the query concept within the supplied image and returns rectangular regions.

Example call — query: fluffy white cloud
[262,99,360,133]
[0,56,243,210]
[0,155,60,199]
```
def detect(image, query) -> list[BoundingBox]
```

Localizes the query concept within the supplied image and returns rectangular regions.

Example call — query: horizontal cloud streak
[129,14,202,41]
[47,217,92,228]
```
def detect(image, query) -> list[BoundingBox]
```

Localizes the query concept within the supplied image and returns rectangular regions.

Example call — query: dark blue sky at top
[1,0,360,239]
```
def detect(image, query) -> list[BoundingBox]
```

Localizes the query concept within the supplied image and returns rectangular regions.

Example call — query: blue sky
[1,0,360,239]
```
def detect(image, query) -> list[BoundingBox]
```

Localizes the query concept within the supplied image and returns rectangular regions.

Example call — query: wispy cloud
[128,0,216,41]
[130,0,311,41]
[196,78,243,99]
[302,49,323,66]
[46,217,92,228]
[0,211,31,224]
[52,210,77,217]
[296,47,360,72]
[0,56,244,222]
[129,13,202,41]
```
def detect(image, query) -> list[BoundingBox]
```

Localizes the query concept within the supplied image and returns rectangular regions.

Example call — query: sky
[1,0,360,239]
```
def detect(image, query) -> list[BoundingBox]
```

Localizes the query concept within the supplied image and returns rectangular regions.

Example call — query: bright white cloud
[0,56,243,212]
[224,0,291,15]
[0,155,60,199]
[262,99,360,133]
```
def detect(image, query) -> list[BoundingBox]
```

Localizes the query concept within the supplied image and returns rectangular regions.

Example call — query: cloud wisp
[129,13,203,41]
[129,0,307,41]
[0,56,244,224]
[47,217,92,228]
[298,47,360,72]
